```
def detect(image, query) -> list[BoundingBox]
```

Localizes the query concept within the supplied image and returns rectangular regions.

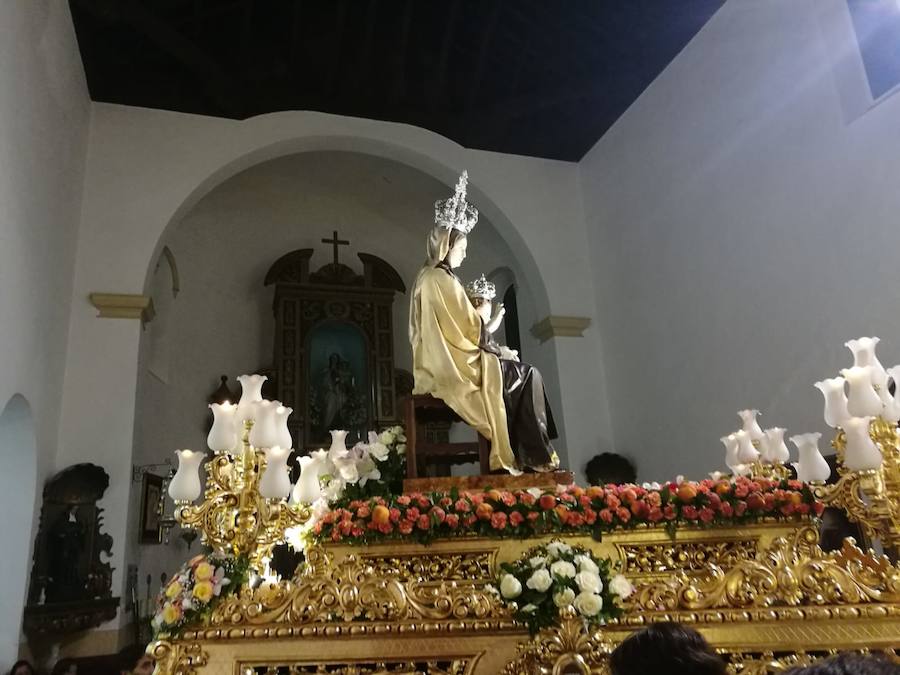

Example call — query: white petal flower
[573,591,603,617]
[529,556,548,569]
[499,574,523,599]
[520,603,538,613]
[395,443,407,455]
[526,568,553,593]
[526,488,543,499]
[546,541,573,559]
[378,430,395,446]
[609,574,634,599]
[574,571,603,594]
[573,555,599,575]
[553,587,576,608]
[368,441,390,461]
[549,560,577,579]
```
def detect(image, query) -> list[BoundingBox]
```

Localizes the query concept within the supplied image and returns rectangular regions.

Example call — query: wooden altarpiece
[263,244,405,450]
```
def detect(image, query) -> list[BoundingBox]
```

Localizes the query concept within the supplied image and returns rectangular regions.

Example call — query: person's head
[785,654,900,675]
[444,230,468,269]
[610,622,726,675]
[585,452,637,486]
[8,661,35,675]
[50,659,77,675]
[465,275,496,321]
[117,645,154,675]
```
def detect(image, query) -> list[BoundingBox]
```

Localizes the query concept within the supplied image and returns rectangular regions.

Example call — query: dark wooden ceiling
[69,0,724,161]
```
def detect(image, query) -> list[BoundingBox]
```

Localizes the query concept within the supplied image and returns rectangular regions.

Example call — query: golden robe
[409,265,517,472]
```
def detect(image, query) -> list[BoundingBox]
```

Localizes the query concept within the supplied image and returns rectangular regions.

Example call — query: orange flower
[475,502,494,520]
[677,484,698,502]
[372,504,391,526]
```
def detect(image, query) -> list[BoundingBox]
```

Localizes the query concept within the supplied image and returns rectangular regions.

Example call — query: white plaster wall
[59,104,613,627]
[0,1,89,665]
[580,0,900,481]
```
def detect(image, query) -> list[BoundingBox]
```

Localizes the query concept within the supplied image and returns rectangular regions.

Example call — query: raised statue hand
[486,303,505,334]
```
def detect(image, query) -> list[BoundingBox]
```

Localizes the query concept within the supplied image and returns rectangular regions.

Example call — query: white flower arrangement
[318,426,407,503]
[495,539,628,635]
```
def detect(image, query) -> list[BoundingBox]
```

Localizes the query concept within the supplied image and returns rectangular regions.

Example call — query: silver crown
[465,274,496,301]
[434,170,478,233]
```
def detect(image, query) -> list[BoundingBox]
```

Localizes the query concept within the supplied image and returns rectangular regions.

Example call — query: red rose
[508,511,524,527]
[699,507,715,523]
[446,513,460,528]
[648,507,663,522]
[630,500,649,519]
[567,512,585,527]
[490,512,508,529]
[734,484,749,498]
[764,494,775,509]
[539,495,557,510]
[440,496,453,508]
[399,520,413,535]
[519,492,536,506]
[465,514,478,527]
[500,491,516,506]
[339,520,353,535]
[720,502,734,518]
[331,530,342,542]
[796,503,810,515]
[599,508,614,524]
[663,504,677,520]
[682,506,699,520]
[746,493,766,510]
[735,501,748,516]
[706,493,721,509]
[454,499,471,513]
[579,495,592,508]
[616,507,631,523]
[418,497,431,509]
[814,501,825,516]
[406,507,420,521]
[583,508,597,524]
[417,514,431,530]
[377,522,393,534]
[396,495,411,506]
[780,504,795,516]
[389,507,401,523]
[352,526,365,537]
[430,507,446,523]
[527,511,540,522]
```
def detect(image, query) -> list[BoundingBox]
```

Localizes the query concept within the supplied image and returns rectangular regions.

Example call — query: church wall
[0,1,90,666]
[579,0,900,481]
[57,104,614,639]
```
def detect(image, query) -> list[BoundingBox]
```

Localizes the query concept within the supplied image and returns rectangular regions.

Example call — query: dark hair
[610,622,726,675]
[785,654,900,675]
[585,452,637,486]
[8,662,36,675]
[50,659,77,675]
[117,644,149,672]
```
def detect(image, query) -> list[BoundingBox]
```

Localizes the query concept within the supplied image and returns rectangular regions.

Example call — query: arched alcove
[132,150,561,588]
[0,394,37,667]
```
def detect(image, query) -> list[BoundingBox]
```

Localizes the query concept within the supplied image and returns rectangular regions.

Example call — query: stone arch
[140,131,551,319]
[0,394,37,666]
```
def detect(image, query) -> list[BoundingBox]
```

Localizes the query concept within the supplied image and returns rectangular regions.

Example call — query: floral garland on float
[490,539,631,636]
[310,476,823,545]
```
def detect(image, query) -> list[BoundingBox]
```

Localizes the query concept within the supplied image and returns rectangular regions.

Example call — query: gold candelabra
[814,416,900,558]
[174,421,310,571]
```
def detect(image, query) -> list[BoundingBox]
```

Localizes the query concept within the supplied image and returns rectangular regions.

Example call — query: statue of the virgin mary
[409,171,559,474]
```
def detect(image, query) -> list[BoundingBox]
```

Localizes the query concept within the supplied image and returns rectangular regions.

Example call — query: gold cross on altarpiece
[322,230,350,265]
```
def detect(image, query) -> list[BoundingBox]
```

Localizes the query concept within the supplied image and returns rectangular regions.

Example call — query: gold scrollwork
[148,641,208,675]
[207,546,509,630]
[628,525,900,612]
[238,660,473,675]
[617,540,759,577]
[501,606,613,675]
[725,649,899,674]
[358,551,495,583]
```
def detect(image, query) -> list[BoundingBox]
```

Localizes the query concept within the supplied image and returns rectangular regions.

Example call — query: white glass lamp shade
[721,434,740,471]
[883,365,900,423]
[169,449,204,502]
[734,430,760,464]
[842,416,883,471]
[327,429,350,462]
[789,432,831,482]
[259,446,292,499]
[761,427,790,463]
[814,377,850,428]
[737,409,764,442]
[249,400,279,449]
[235,374,267,422]
[274,405,293,450]
[292,453,328,504]
[207,402,237,453]
[842,366,884,417]
[846,337,888,399]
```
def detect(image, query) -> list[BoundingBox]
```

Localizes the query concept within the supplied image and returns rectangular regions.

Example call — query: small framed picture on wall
[139,473,164,544]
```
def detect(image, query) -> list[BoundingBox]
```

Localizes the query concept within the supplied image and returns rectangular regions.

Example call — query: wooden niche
[264,244,405,450]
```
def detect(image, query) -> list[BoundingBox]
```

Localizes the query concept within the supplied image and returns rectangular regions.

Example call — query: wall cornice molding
[88,293,155,323]
[530,315,591,342]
